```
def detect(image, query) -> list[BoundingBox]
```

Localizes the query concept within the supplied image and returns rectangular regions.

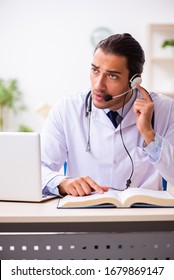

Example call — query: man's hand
[59,176,109,196]
[133,84,155,145]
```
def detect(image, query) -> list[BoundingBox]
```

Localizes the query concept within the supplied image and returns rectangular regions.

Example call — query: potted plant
[161,39,174,57]
[0,79,26,131]
[17,124,33,132]
[161,39,174,48]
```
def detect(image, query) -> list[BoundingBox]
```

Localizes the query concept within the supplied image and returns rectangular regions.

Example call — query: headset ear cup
[130,76,142,88]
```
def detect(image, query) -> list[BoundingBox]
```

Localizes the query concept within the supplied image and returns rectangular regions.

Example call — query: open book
[57,188,174,208]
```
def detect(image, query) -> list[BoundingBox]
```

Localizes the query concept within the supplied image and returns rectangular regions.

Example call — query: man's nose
[95,75,106,91]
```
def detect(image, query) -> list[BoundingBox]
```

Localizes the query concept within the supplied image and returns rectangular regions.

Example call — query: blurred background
[0,0,174,132]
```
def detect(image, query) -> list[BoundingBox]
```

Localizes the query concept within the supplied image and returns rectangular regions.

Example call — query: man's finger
[136,84,152,101]
[84,176,109,194]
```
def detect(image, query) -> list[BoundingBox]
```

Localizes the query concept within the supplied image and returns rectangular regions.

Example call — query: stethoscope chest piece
[85,91,92,152]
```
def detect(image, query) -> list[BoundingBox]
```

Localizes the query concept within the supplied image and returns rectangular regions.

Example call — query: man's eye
[108,74,118,80]
[91,68,99,74]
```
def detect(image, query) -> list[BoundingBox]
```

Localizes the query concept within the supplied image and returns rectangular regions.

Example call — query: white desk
[0,199,174,259]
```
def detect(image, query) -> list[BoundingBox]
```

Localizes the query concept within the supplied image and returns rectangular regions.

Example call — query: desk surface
[1,198,174,223]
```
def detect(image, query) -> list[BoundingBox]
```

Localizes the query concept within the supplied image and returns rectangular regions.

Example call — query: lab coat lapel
[121,106,136,129]
[92,107,113,128]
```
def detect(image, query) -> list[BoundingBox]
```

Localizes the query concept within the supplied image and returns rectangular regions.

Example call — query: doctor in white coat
[41,33,174,197]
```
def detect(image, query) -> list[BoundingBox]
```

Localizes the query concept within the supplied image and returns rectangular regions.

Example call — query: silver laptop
[0,132,55,202]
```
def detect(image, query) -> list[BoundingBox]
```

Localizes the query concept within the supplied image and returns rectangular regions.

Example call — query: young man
[41,33,174,197]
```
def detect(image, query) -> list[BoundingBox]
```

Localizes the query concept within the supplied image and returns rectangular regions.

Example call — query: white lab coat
[41,89,174,191]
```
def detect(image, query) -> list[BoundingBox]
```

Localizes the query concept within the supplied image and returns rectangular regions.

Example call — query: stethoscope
[85,90,133,188]
[85,91,92,152]
[84,89,154,189]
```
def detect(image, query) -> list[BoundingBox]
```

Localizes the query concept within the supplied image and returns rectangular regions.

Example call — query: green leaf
[161,39,174,48]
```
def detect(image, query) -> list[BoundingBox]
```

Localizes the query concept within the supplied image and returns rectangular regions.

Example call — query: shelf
[151,57,174,62]
[147,24,174,94]
[149,24,174,31]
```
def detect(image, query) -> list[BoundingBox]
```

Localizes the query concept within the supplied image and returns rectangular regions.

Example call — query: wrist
[142,130,155,145]
[59,178,69,195]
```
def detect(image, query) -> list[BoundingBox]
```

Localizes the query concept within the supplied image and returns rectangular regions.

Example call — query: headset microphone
[104,75,142,101]
[104,95,113,101]
[104,88,132,101]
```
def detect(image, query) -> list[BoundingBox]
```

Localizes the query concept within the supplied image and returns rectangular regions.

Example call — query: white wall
[0,0,174,132]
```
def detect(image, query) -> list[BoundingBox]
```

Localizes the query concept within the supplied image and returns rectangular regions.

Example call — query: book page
[118,188,174,207]
[58,189,122,208]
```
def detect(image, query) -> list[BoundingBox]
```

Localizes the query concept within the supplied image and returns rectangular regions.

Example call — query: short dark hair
[94,33,145,79]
